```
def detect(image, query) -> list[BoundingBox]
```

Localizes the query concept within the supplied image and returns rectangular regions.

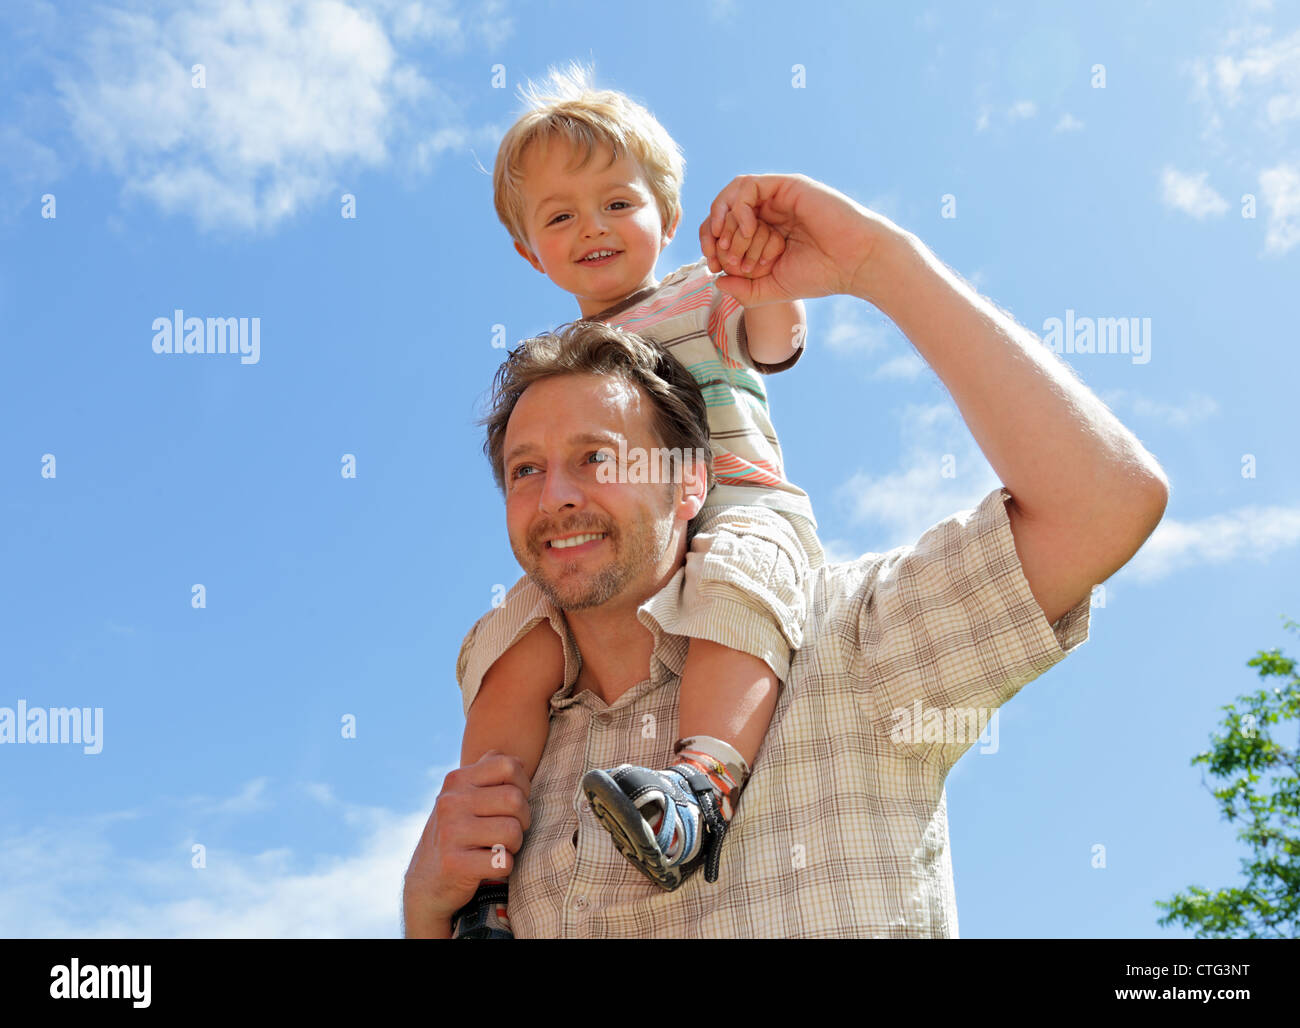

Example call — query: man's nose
[538,462,585,516]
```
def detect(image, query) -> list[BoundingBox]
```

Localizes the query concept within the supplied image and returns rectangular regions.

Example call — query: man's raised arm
[700,175,1169,626]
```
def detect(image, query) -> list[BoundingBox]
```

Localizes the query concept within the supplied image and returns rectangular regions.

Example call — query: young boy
[451,66,824,938]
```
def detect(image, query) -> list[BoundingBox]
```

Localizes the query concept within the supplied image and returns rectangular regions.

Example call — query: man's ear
[674,452,708,522]
[514,239,546,274]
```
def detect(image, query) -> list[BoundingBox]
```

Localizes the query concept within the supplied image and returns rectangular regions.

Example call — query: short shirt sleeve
[455,574,580,716]
[706,280,805,376]
[854,486,1091,768]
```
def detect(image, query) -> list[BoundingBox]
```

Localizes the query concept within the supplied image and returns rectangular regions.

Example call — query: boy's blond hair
[493,64,685,250]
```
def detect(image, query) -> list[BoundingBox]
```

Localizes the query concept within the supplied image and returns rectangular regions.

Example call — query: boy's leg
[581,641,776,891]
[583,505,814,890]
[677,639,778,774]
[460,619,565,775]
[453,619,564,938]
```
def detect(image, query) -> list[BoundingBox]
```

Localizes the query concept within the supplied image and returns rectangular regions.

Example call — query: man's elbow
[1139,461,1170,531]
[1122,461,1171,557]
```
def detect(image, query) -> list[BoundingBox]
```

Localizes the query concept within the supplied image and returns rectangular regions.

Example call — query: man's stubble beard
[516,487,676,611]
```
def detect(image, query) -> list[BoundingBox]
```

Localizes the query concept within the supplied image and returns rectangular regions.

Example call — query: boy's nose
[579,210,608,237]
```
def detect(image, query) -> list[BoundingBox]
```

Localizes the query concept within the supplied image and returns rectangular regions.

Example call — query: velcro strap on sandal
[611,766,673,805]
[671,764,729,883]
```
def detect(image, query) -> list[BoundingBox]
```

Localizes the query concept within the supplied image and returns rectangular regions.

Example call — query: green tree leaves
[1156,618,1300,938]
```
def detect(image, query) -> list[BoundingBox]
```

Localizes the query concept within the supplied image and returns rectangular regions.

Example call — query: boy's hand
[709,207,786,278]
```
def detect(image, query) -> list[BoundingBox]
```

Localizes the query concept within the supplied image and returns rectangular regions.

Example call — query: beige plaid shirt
[456,486,1091,937]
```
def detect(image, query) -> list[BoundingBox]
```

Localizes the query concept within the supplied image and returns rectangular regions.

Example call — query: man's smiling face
[502,372,698,611]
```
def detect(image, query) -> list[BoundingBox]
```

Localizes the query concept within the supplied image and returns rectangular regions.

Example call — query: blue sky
[1,0,1297,938]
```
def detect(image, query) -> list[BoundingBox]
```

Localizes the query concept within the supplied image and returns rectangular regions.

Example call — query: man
[402,173,1169,938]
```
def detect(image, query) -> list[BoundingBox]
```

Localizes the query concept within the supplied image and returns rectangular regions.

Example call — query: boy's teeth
[550,532,606,549]
[583,250,616,260]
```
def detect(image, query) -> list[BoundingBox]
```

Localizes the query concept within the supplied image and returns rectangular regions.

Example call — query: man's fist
[402,750,532,938]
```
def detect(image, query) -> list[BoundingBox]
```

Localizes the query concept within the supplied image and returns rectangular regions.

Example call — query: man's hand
[402,750,531,938]
[699,174,903,306]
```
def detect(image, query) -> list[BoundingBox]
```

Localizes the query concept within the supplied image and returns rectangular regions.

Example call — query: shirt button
[573,896,588,911]
[580,799,591,813]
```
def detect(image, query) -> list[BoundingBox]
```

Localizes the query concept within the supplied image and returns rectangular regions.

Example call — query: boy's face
[514,138,678,318]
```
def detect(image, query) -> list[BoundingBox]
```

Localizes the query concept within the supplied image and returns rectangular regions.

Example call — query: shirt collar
[539,572,689,712]
[586,259,707,323]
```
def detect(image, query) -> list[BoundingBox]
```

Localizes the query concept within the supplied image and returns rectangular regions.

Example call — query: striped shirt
[457,486,1092,936]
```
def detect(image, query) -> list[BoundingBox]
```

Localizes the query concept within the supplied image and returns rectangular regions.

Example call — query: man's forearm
[861,227,1168,537]
[403,883,453,939]
[405,916,453,939]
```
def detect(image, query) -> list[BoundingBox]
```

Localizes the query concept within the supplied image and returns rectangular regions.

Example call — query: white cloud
[1122,504,1300,583]
[1007,100,1037,121]
[365,0,513,48]
[0,124,60,184]
[0,125,60,220]
[814,296,932,382]
[1053,113,1084,133]
[864,190,904,223]
[0,772,456,937]
[834,402,1000,551]
[1209,26,1300,106]
[52,0,500,232]
[1161,167,1230,218]
[976,100,1041,132]
[1186,24,1300,252]
[820,537,867,564]
[873,352,926,380]
[411,120,502,177]
[1100,389,1220,429]
[1259,162,1300,253]
[820,296,894,356]
[1265,91,1300,124]
[186,777,272,816]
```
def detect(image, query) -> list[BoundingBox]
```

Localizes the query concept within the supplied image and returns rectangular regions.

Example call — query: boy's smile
[514,138,678,318]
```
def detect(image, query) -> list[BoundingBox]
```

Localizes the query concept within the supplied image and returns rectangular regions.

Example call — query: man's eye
[512,464,538,479]
[586,451,612,465]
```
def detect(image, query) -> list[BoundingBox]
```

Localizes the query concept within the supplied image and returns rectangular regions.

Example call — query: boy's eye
[545,213,570,226]
[607,200,629,210]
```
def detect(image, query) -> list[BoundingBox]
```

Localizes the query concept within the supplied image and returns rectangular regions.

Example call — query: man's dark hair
[481,320,714,495]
